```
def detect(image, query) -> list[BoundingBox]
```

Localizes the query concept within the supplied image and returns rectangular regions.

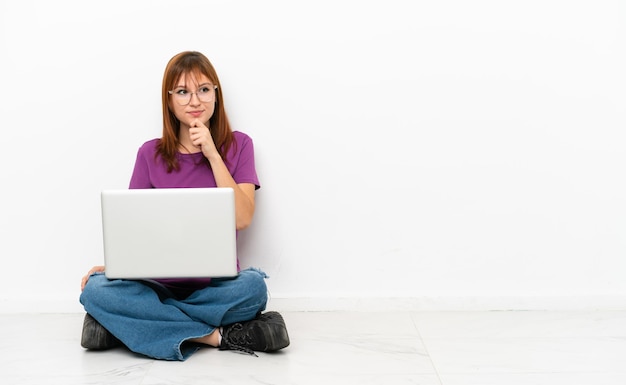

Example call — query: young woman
[79,51,289,361]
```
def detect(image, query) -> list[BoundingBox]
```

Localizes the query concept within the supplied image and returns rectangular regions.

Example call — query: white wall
[0,0,624,312]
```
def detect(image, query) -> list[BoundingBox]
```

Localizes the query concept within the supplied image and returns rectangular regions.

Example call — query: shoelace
[221,324,259,357]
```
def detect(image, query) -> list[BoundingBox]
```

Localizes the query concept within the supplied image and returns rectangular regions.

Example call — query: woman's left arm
[209,158,256,230]
[189,122,257,229]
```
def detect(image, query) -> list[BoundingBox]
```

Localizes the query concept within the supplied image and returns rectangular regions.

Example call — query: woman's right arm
[129,146,153,189]
[81,265,105,291]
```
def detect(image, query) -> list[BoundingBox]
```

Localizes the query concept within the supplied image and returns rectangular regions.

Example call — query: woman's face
[168,72,216,129]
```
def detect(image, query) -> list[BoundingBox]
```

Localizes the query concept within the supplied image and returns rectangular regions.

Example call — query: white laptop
[101,188,238,279]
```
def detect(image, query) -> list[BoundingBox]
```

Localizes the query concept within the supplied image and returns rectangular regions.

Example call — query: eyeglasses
[168,85,217,105]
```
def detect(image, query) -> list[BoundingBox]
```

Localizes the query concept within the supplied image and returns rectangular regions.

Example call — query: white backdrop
[0,0,624,312]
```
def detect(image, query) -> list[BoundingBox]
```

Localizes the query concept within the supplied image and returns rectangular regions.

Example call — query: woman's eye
[199,86,211,94]
[175,89,188,95]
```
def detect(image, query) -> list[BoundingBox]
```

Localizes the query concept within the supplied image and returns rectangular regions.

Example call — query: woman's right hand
[81,265,105,291]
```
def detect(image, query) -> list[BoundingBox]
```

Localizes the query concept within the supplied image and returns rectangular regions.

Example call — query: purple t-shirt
[128,131,260,297]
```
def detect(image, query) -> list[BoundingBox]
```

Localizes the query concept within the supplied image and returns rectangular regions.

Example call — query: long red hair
[157,51,234,172]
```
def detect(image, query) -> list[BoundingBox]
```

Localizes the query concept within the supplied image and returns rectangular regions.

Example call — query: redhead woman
[79,51,289,361]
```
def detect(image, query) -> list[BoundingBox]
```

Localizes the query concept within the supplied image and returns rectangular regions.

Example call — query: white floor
[3,310,626,384]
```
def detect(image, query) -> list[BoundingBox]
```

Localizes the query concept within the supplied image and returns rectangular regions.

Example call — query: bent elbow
[235,215,253,231]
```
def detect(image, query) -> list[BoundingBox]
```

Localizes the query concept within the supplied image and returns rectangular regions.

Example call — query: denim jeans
[79,268,268,361]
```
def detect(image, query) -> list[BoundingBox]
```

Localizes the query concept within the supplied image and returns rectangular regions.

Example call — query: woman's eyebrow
[175,82,212,89]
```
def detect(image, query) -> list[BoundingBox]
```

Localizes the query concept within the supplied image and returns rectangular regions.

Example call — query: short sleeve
[229,132,261,190]
[129,140,158,189]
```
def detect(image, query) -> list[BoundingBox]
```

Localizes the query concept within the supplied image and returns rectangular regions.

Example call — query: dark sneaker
[220,311,290,356]
[80,313,122,350]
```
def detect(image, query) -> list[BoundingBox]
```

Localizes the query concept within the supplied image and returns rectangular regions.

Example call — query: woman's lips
[189,111,204,117]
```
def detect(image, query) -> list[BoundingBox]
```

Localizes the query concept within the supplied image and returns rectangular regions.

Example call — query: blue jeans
[79,268,268,361]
